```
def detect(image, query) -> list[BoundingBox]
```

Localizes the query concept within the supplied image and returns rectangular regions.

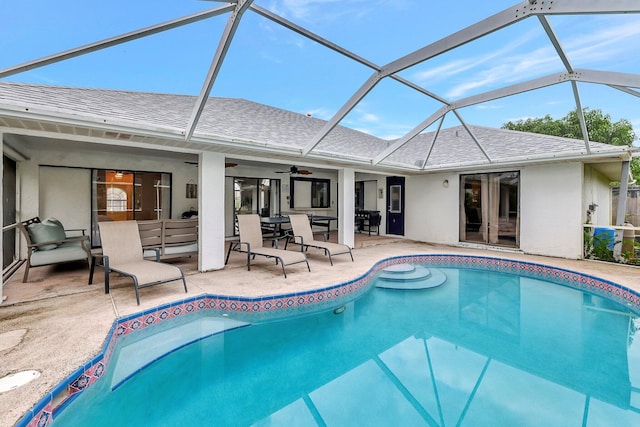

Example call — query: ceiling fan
[276,165,312,175]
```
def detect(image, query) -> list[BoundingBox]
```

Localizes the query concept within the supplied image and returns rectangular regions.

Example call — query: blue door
[386,176,405,235]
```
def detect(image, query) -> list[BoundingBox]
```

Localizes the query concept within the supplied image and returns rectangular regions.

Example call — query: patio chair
[92,220,187,305]
[285,214,354,266]
[225,214,310,278]
[18,217,92,283]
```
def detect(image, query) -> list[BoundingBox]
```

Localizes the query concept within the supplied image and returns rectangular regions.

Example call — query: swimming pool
[20,255,640,426]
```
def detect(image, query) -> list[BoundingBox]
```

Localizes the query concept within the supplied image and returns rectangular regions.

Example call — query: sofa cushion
[27,218,66,251]
[30,243,88,266]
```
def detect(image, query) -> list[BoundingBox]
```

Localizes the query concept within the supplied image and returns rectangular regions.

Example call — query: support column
[338,168,355,248]
[198,151,226,271]
[613,160,631,259]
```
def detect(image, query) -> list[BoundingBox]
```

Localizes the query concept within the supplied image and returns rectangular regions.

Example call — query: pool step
[376,264,446,290]
[110,316,249,390]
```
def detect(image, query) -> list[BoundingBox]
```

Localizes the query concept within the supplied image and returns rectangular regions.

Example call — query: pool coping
[17,253,640,427]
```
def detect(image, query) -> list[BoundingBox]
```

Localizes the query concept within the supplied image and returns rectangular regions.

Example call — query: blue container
[593,227,615,250]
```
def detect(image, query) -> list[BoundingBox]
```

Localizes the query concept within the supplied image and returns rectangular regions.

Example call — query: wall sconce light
[442,179,449,188]
[114,171,123,179]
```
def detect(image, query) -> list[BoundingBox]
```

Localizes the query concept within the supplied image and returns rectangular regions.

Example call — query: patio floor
[1,233,639,427]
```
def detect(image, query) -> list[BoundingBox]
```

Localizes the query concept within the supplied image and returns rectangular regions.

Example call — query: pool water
[53,267,640,426]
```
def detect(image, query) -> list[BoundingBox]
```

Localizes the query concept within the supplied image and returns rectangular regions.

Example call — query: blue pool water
[52,266,640,426]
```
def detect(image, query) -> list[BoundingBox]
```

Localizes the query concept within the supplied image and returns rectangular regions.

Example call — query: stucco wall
[21,145,199,235]
[520,162,584,259]
[404,163,590,259]
[405,173,459,244]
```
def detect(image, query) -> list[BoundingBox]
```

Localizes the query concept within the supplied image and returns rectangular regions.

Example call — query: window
[106,187,128,212]
[389,184,402,213]
[290,177,330,209]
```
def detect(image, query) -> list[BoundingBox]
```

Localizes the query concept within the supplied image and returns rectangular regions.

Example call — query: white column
[198,151,226,271]
[613,160,631,260]
[338,168,355,248]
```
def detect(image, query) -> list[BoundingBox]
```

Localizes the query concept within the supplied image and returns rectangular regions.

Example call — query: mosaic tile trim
[18,254,640,427]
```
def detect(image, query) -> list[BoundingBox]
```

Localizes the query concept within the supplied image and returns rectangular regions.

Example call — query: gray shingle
[0,82,626,169]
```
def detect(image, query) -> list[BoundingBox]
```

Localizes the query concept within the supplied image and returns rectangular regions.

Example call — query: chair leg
[132,277,141,305]
[103,258,110,295]
[178,267,188,294]
[22,262,30,283]
[328,252,334,266]
[349,249,354,262]
[89,256,96,285]
[225,242,234,265]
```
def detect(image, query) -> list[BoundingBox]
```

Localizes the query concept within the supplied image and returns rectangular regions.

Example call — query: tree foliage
[502,108,639,181]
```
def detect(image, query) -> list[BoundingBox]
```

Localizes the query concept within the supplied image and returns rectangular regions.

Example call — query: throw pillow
[27,218,66,251]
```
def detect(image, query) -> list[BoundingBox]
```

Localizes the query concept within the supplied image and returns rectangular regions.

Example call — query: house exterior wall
[519,162,583,259]
[404,163,589,259]
[39,166,91,231]
[24,147,199,231]
[405,173,459,244]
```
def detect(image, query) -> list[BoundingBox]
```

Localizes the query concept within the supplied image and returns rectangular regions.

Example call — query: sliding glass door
[233,178,280,217]
[232,177,281,235]
[91,169,171,245]
[460,171,519,247]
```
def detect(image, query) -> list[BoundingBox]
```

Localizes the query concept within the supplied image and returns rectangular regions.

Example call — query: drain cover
[0,370,40,393]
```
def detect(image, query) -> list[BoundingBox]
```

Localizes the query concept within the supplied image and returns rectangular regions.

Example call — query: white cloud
[360,112,379,123]
[562,20,640,67]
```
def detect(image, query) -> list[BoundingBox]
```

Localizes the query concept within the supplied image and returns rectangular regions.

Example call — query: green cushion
[28,218,66,251]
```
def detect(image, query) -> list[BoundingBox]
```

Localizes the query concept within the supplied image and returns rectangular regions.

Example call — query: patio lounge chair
[93,220,187,305]
[225,214,310,278]
[18,217,92,282]
[285,214,354,266]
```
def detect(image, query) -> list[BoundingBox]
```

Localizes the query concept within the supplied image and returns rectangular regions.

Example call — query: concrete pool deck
[1,235,639,427]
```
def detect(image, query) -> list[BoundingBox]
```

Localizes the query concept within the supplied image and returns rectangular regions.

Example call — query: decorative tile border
[17,254,640,427]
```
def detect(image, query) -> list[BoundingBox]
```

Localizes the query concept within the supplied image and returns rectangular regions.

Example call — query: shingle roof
[0,81,629,171]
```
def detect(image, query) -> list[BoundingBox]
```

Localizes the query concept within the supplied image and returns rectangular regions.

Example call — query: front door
[386,176,405,235]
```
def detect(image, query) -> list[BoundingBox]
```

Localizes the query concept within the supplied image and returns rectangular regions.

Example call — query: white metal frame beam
[0,5,234,79]
[250,4,450,105]
[185,0,253,141]
[302,0,640,160]
[372,69,640,165]
[1,0,638,167]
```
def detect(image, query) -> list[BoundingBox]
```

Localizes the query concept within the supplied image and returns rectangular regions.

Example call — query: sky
[0,0,638,143]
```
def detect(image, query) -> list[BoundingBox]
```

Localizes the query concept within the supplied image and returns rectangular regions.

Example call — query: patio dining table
[260,214,338,237]
[260,216,291,238]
